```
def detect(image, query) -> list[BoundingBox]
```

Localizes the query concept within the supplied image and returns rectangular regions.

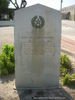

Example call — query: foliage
[63,74,71,85]
[71,74,75,79]
[70,74,75,86]
[0,0,9,11]
[60,55,72,77]
[60,55,72,70]
[0,0,9,20]
[0,44,15,76]
[63,73,75,86]
[60,66,68,77]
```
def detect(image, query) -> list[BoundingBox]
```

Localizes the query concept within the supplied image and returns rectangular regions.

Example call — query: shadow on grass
[16,85,74,100]
[0,74,15,83]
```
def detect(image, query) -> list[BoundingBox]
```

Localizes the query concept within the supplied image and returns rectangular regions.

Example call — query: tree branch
[20,0,27,8]
[14,0,19,9]
[9,0,27,9]
[9,0,17,8]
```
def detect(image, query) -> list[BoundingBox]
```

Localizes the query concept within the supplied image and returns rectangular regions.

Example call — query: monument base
[16,85,73,100]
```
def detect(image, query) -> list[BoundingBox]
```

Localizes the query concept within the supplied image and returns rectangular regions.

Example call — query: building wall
[62,5,75,21]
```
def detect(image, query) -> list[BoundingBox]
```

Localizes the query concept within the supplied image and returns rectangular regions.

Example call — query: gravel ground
[0,75,74,100]
[0,75,19,100]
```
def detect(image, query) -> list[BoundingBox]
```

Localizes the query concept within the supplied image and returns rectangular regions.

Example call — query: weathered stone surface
[14,4,61,88]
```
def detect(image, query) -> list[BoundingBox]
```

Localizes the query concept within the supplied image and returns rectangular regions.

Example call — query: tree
[0,0,27,20]
[9,0,27,9]
[0,0,9,10]
[0,0,9,19]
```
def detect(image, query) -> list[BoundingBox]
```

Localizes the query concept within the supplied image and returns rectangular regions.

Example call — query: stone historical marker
[14,4,61,88]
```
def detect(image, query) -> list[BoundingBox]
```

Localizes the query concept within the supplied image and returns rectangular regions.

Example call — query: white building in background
[62,5,75,21]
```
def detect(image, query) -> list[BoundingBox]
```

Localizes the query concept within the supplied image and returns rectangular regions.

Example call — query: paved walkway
[61,35,75,54]
[61,20,75,57]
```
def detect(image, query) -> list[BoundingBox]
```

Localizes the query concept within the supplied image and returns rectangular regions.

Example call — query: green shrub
[71,74,75,79]
[60,66,68,77]
[60,55,71,70]
[63,74,75,86]
[0,68,8,75]
[63,74,71,85]
[70,74,75,86]
[0,44,15,76]
[60,55,72,77]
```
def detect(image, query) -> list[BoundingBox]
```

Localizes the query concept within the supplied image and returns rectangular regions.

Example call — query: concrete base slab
[16,86,73,100]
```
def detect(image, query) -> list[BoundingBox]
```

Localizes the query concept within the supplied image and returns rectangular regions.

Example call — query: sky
[9,0,75,10]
